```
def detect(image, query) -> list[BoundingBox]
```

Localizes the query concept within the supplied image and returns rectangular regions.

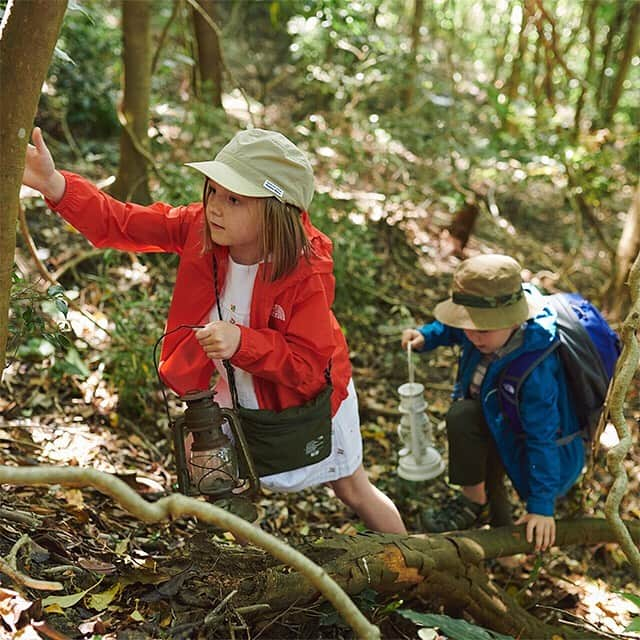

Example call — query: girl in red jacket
[23,126,406,534]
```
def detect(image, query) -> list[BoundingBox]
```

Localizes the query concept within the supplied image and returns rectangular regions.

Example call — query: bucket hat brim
[433,290,545,330]
[186,160,275,200]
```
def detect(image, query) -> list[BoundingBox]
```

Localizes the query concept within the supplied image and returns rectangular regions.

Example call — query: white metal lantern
[397,344,445,481]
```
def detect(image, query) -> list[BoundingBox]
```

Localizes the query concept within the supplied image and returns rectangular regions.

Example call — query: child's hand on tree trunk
[23,127,66,203]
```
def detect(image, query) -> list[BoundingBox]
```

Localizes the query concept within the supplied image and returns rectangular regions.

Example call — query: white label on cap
[263,179,284,198]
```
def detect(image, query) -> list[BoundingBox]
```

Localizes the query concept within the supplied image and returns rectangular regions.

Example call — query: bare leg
[329,465,407,534]
[461,482,487,505]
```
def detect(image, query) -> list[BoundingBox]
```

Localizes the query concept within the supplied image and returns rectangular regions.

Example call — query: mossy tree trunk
[192,0,223,108]
[0,0,67,377]
[111,0,152,204]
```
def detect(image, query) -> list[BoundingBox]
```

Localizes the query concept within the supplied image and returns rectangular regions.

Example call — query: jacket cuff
[526,496,555,517]
[44,171,82,217]
[230,325,252,367]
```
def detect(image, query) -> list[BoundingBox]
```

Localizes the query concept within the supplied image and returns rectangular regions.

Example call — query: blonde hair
[201,180,312,282]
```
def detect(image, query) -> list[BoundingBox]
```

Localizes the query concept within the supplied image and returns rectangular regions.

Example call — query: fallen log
[233,519,639,639]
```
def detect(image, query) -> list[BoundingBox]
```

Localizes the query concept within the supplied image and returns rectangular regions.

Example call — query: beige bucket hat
[186,128,314,211]
[433,254,544,330]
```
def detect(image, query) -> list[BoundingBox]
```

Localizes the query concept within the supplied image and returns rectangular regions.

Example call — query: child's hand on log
[516,513,556,551]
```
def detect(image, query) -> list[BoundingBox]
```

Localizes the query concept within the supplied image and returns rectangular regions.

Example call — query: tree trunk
[402,0,425,109]
[192,0,224,108]
[572,0,598,138]
[594,2,625,116]
[0,0,67,376]
[447,202,480,253]
[608,184,640,321]
[505,0,530,106]
[602,1,640,126]
[111,0,152,204]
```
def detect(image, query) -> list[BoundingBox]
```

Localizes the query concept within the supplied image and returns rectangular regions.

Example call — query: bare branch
[0,465,380,640]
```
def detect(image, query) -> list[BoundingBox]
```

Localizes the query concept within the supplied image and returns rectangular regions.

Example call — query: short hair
[201,180,312,282]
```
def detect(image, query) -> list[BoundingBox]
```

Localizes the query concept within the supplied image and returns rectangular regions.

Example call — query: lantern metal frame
[172,390,260,500]
[397,344,445,481]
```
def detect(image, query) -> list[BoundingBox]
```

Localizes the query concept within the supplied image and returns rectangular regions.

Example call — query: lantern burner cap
[181,390,215,403]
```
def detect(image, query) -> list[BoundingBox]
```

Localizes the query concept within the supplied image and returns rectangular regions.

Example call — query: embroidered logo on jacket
[270,304,286,321]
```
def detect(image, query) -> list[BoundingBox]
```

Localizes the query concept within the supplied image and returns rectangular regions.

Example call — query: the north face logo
[271,304,286,321]
[502,382,516,396]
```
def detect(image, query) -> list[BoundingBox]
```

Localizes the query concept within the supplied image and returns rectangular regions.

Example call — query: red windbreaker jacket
[48,172,352,415]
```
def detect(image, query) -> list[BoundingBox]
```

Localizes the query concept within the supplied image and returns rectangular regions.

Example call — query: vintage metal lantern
[172,390,260,501]
[397,344,445,481]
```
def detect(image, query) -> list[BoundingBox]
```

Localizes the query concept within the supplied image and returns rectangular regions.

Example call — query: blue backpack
[498,293,621,444]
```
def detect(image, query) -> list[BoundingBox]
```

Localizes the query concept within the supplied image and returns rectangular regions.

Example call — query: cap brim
[433,291,545,330]
[185,160,273,199]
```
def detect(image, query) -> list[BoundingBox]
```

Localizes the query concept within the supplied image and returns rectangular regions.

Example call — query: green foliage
[8,275,92,388]
[40,1,121,141]
[619,592,640,632]
[398,609,516,640]
[99,274,172,420]
[8,275,72,363]
[319,588,378,628]
[310,192,382,338]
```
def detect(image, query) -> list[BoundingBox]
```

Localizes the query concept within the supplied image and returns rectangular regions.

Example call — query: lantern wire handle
[152,324,204,430]
[407,342,414,385]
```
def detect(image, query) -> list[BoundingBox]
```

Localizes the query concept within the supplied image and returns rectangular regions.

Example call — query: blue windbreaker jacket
[417,291,585,516]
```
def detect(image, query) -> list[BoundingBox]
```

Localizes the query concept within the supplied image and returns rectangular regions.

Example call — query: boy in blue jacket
[402,254,585,551]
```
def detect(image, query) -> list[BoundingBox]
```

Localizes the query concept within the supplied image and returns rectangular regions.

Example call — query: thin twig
[0,507,41,528]
[536,605,625,640]
[0,556,63,592]
[151,0,180,75]
[204,588,238,625]
[6,534,30,568]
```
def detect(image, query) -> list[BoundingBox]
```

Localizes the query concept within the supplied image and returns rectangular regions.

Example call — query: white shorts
[215,378,363,492]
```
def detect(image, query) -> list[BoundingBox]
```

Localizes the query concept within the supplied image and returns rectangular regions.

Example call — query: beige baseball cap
[434,254,544,330]
[186,128,314,211]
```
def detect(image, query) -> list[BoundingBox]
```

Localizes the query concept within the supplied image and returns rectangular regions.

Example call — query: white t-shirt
[208,255,361,491]
[209,257,260,410]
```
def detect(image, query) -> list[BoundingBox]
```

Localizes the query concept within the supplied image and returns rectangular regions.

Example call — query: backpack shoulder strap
[498,341,560,435]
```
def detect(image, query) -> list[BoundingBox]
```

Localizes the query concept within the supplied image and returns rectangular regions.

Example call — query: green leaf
[61,347,90,378]
[625,618,640,632]
[53,46,76,65]
[618,592,640,609]
[87,583,122,611]
[42,577,103,609]
[55,298,69,317]
[398,610,516,640]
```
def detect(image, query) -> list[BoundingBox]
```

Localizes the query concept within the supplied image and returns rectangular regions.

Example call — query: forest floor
[2,155,639,639]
